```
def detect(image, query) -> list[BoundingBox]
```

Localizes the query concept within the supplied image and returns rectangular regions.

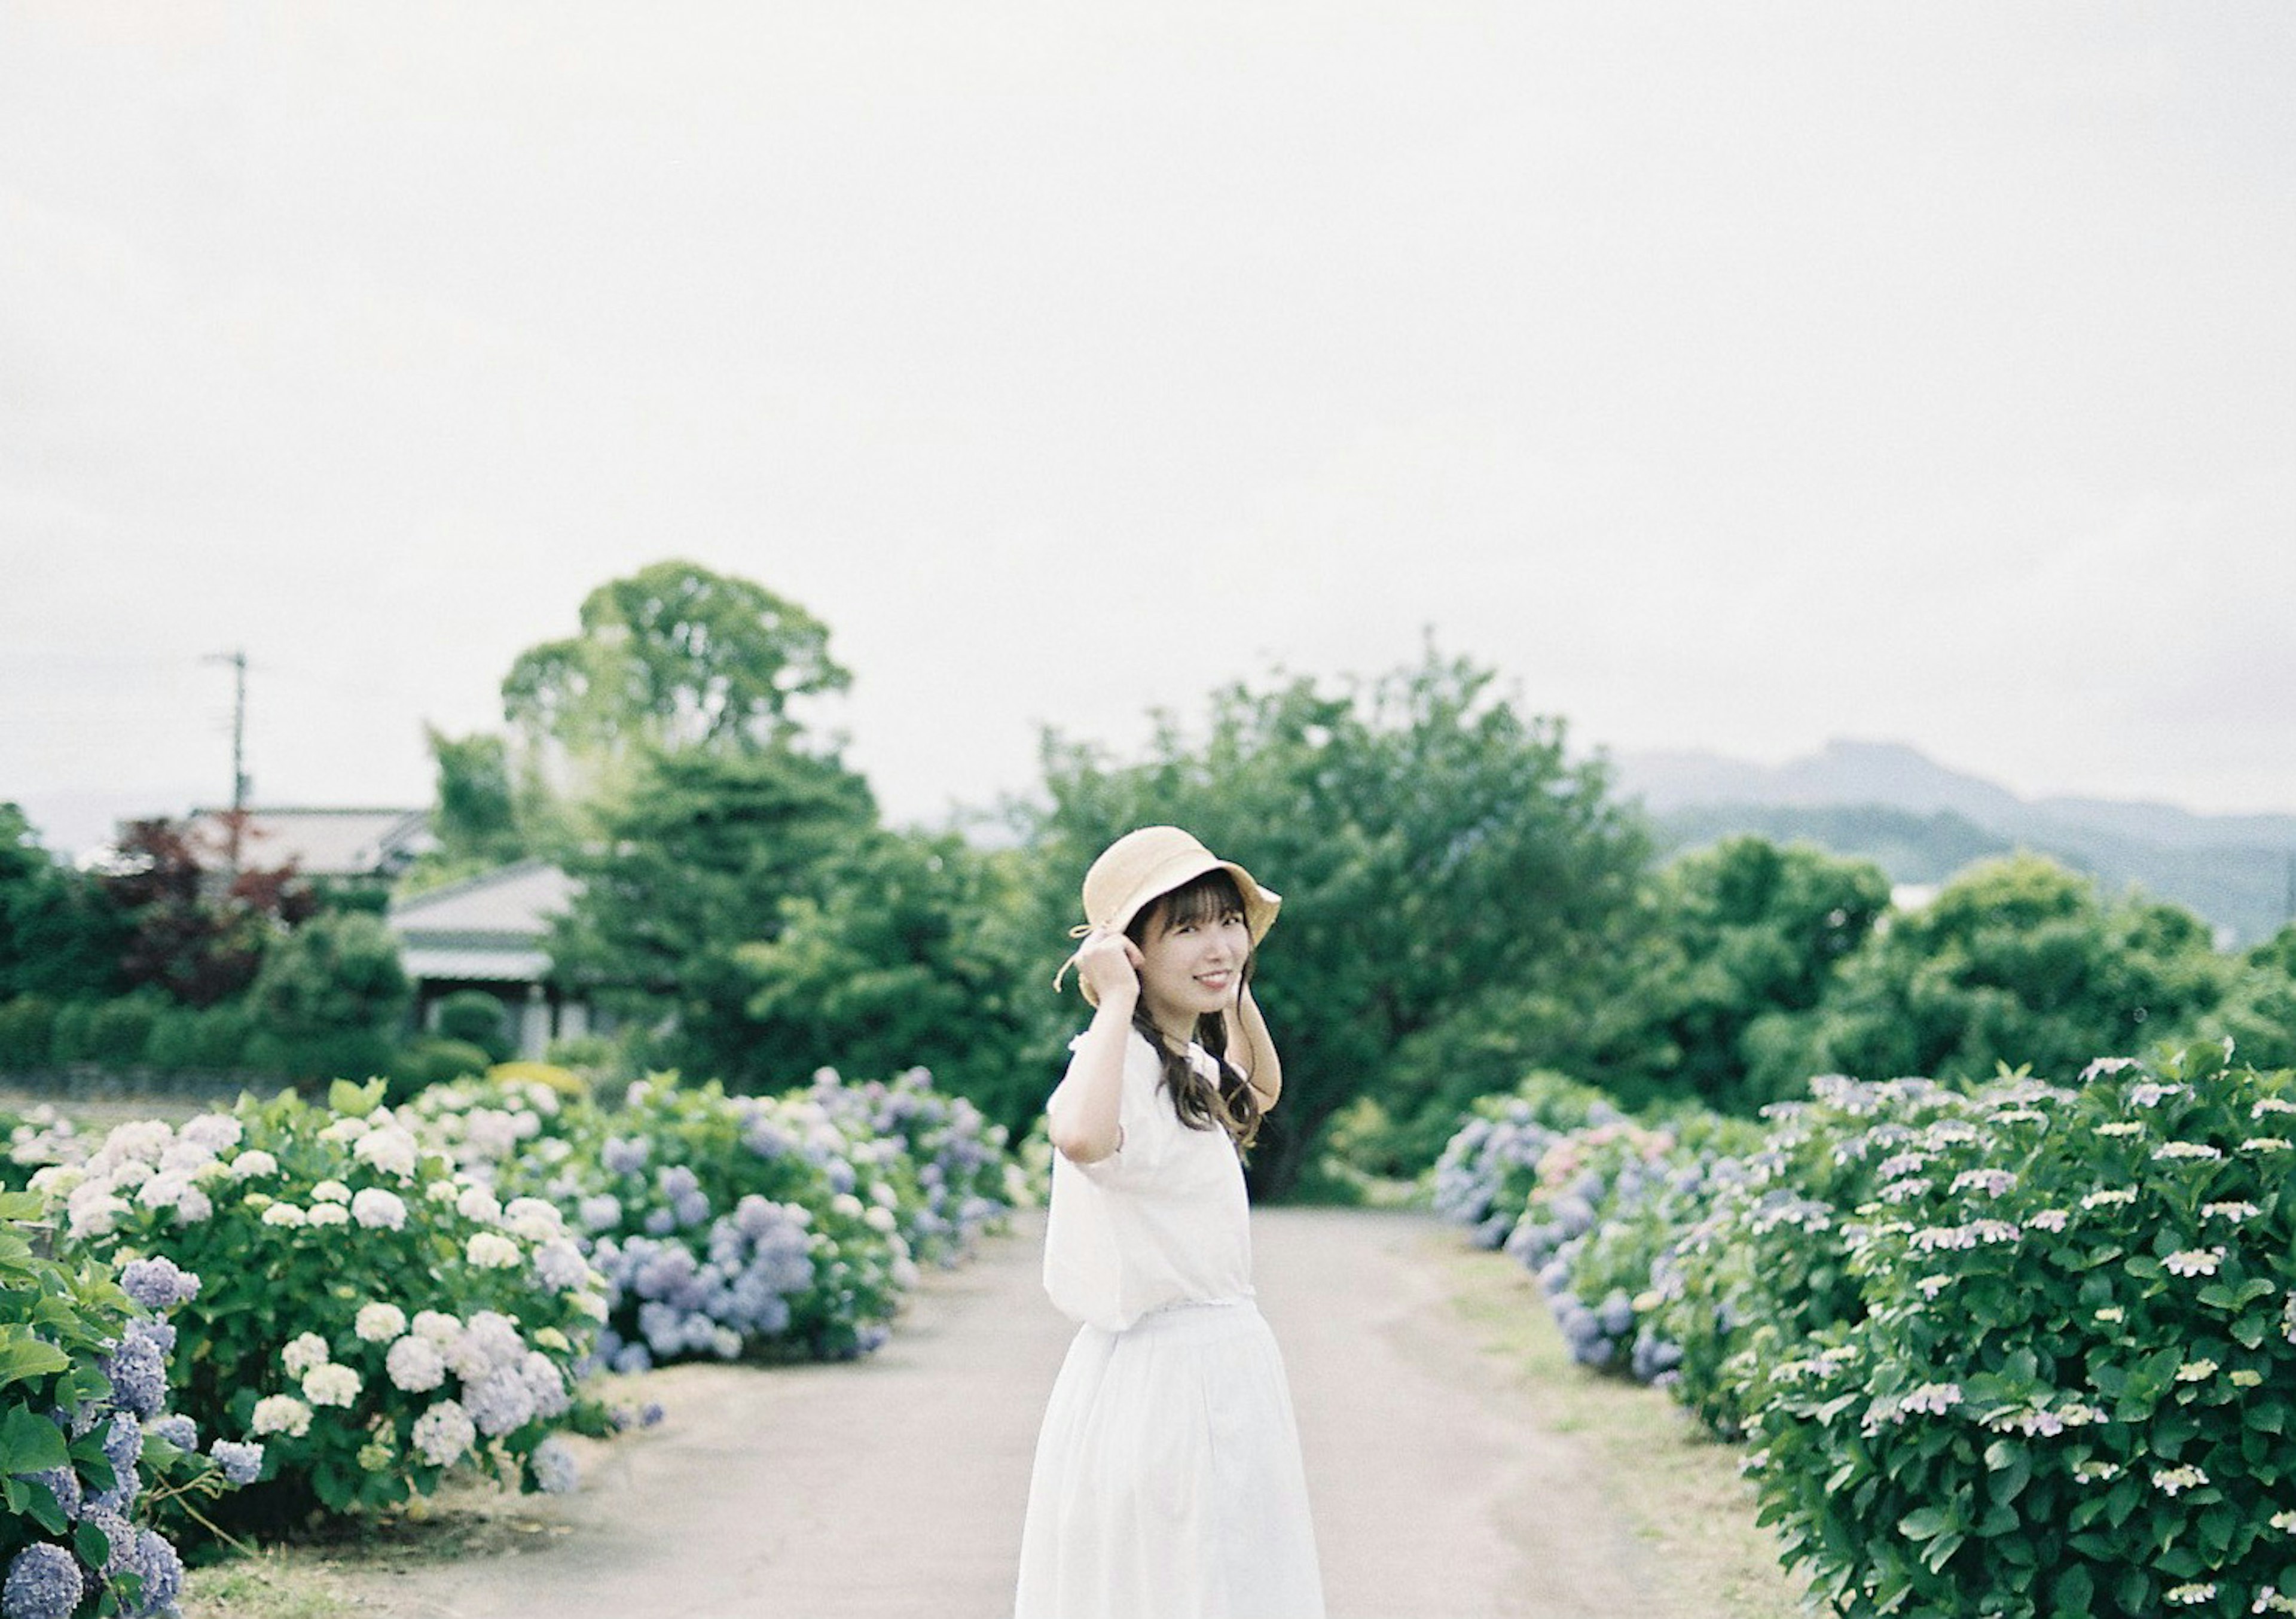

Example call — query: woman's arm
[1046,929,1141,1165]
[1228,984,1283,1111]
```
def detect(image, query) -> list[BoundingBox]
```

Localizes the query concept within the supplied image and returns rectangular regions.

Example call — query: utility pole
[204,649,251,876]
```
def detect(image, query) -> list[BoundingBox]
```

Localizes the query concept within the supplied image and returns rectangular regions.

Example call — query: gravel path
[360,1207,1654,1619]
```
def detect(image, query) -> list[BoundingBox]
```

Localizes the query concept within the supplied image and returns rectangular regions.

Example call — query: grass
[176,1478,589,1619]
[1436,1236,1812,1619]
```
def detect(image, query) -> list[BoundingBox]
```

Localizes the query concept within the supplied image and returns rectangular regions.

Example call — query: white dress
[1014,1031,1326,1619]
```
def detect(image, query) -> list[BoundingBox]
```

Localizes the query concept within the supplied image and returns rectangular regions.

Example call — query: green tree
[734,829,1038,1120]
[0,801,126,999]
[1619,836,1892,1112]
[2212,922,2296,1069]
[549,746,878,1090]
[1010,647,1652,1197]
[243,911,413,1081]
[503,559,851,762]
[1787,853,2228,1086]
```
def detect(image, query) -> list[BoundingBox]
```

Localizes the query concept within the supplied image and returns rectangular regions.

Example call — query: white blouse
[1042,1029,1255,1332]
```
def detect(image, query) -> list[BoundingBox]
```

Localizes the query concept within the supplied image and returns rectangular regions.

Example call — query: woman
[1013,825,1326,1619]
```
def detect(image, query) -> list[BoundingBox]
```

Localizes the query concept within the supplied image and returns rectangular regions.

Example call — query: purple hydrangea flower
[145,1414,198,1453]
[601,1136,649,1175]
[118,1256,201,1311]
[465,1365,538,1438]
[126,1316,175,1358]
[530,1436,579,1494]
[209,1438,265,1485]
[127,1529,184,1617]
[99,1336,167,1422]
[2,1543,83,1619]
[23,1463,81,1523]
[102,1412,145,1481]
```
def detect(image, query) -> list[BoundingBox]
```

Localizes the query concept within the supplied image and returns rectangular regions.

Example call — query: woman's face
[1133,890,1250,1034]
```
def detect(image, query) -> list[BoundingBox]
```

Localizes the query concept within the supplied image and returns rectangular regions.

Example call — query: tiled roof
[388,860,578,941]
[174,807,433,879]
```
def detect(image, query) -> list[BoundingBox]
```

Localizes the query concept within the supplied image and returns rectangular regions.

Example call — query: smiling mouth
[1196,972,1232,988]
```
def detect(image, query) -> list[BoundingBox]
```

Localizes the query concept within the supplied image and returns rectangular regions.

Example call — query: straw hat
[1057,826,1280,1000]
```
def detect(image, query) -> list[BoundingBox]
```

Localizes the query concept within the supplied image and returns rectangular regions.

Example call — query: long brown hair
[1123,868,1263,1151]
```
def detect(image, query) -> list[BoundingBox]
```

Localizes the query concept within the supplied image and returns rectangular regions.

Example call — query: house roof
[388,859,578,942]
[175,807,433,879]
[399,945,555,983]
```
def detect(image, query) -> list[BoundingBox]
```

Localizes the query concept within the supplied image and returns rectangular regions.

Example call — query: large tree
[549,746,879,1090]
[503,559,851,763]
[0,803,127,1001]
[1779,853,2230,1087]
[1010,647,1652,1197]
[1616,836,1893,1113]
[732,828,1039,1119]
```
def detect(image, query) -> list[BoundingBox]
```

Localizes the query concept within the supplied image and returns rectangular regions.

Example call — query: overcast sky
[4,4,2291,855]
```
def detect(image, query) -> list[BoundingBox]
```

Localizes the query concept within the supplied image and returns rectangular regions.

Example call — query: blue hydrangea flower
[23,1465,80,1522]
[145,1414,198,1453]
[530,1436,579,1494]
[2,1542,84,1619]
[126,1529,184,1618]
[102,1412,145,1482]
[118,1255,201,1310]
[126,1316,176,1358]
[601,1135,649,1175]
[209,1438,265,1485]
[99,1336,167,1422]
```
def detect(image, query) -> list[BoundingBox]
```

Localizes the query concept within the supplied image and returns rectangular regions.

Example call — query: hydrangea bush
[2,1106,83,1196]
[1428,1071,1622,1245]
[1648,1074,2005,1440]
[800,1067,1013,1265]
[1,1192,239,1619]
[1537,1115,1764,1383]
[28,1081,607,1535]
[478,1075,918,1370]
[1747,1045,2296,1618]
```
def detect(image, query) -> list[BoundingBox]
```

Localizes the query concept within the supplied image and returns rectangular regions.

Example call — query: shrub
[1,1190,240,1618]
[29,1081,607,1535]
[433,991,514,1065]
[1648,1074,1997,1440]
[0,997,57,1072]
[2,1105,84,1196]
[1428,1070,1622,1245]
[244,914,411,1081]
[383,1038,496,1104]
[513,1075,915,1369]
[1746,1045,2296,1618]
[801,1067,1012,1264]
[1537,1112,1766,1383]
[48,1004,95,1067]
[83,999,163,1071]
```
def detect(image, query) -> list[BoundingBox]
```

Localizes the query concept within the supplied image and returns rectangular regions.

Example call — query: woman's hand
[1071,926,1143,1008]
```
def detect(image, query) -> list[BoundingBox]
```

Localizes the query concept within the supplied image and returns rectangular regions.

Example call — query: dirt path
[356,1208,1658,1619]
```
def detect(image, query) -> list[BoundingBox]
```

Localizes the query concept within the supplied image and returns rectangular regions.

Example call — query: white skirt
[1014,1297,1326,1619]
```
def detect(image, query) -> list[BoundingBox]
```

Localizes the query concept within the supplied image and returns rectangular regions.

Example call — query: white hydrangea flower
[386,1335,447,1393]
[425,1179,462,1203]
[230,1151,279,1181]
[28,1164,84,1197]
[355,1303,408,1343]
[307,1203,350,1227]
[411,1310,462,1346]
[411,1400,475,1467]
[319,1115,371,1144]
[863,1205,899,1234]
[261,1203,308,1228]
[355,1127,419,1179]
[102,1120,175,1164]
[831,1193,865,1220]
[282,1333,332,1376]
[569,1291,607,1322]
[251,1395,313,1437]
[175,1186,213,1224]
[302,1364,361,1407]
[310,1180,352,1204]
[503,1197,564,1242]
[350,1188,407,1230]
[457,1185,502,1225]
[179,1114,243,1152]
[136,1172,190,1210]
[466,1231,521,1269]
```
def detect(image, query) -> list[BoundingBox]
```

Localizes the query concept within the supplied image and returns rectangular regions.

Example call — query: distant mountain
[1612,740,2296,948]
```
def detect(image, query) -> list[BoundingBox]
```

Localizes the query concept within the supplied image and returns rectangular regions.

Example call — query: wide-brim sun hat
[1058,825,1280,1001]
